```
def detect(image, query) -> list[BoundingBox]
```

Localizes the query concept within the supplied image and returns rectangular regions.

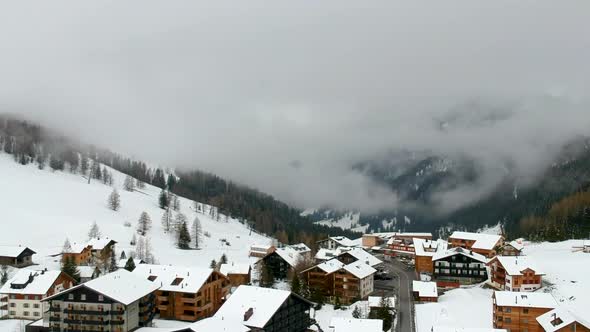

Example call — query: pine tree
[177,221,191,249]
[171,195,181,211]
[369,295,393,331]
[62,238,72,253]
[109,248,118,272]
[120,251,127,260]
[135,236,146,261]
[161,209,173,232]
[174,212,188,232]
[124,257,136,272]
[0,265,8,286]
[136,179,146,189]
[123,175,135,192]
[210,259,217,269]
[191,216,202,249]
[159,190,168,209]
[80,154,89,175]
[220,253,228,264]
[137,212,152,236]
[108,189,121,211]
[291,273,301,295]
[88,221,101,240]
[61,257,80,282]
[130,233,137,245]
[352,305,362,319]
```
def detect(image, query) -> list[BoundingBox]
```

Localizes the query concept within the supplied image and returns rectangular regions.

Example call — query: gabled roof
[412,281,438,298]
[44,269,160,305]
[506,240,524,251]
[0,270,67,295]
[78,266,99,279]
[343,260,376,279]
[488,256,544,276]
[188,316,251,332]
[0,246,36,258]
[329,317,383,332]
[449,231,503,251]
[315,248,340,261]
[536,307,590,332]
[214,285,311,329]
[414,238,448,257]
[87,237,117,251]
[433,247,487,264]
[494,291,557,309]
[307,259,345,274]
[287,243,311,253]
[321,236,361,247]
[131,264,216,294]
[64,243,91,254]
[271,247,302,267]
[220,263,251,276]
[338,247,382,267]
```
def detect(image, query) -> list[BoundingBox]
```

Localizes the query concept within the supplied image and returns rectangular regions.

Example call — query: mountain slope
[0,153,271,272]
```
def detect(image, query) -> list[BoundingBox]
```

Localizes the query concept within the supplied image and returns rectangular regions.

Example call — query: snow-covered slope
[0,154,272,272]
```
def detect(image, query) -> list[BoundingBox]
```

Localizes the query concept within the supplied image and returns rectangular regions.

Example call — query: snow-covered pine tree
[136,212,152,236]
[191,216,202,249]
[109,248,118,272]
[177,221,191,249]
[107,189,121,211]
[124,257,136,271]
[159,190,168,209]
[174,212,188,232]
[161,209,173,232]
[88,221,101,240]
[123,175,135,192]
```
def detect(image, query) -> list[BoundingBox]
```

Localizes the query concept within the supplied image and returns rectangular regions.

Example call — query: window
[23,311,29,316]
[9,303,15,308]
[68,294,74,300]
[9,295,15,299]
[81,294,86,301]
[9,311,16,316]
[24,295,29,300]
[33,312,40,317]
[506,308,511,313]
[23,303,30,308]
[98,295,104,302]
[523,308,529,314]
[34,304,40,309]
[505,317,511,323]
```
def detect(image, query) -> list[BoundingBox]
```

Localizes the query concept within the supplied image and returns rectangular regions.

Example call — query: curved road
[387,259,417,332]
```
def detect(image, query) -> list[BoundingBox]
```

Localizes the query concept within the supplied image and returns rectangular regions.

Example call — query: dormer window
[171,278,184,286]
[148,276,158,282]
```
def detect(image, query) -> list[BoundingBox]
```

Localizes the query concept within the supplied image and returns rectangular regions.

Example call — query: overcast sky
[1,1,590,213]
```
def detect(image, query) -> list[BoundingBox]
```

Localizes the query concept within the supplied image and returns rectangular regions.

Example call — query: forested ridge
[0,116,358,248]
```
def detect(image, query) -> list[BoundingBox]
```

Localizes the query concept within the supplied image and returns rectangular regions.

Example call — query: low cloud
[1,1,589,213]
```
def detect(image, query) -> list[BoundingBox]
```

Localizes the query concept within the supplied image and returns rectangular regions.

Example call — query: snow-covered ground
[0,319,29,332]
[314,212,369,233]
[0,154,272,274]
[415,239,590,331]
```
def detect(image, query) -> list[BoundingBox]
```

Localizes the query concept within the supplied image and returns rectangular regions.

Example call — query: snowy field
[0,319,29,332]
[0,154,272,275]
[415,240,590,331]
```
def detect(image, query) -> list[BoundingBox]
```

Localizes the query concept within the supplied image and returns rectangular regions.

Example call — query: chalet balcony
[48,306,62,312]
[157,304,169,311]
[49,316,61,322]
[64,308,110,315]
[110,309,125,315]
[111,319,125,325]
[157,295,169,302]
[182,297,197,304]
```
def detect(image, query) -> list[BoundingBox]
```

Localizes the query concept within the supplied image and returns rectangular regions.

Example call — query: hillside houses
[0,269,74,320]
[488,256,544,292]
[130,264,230,321]
[0,246,36,268]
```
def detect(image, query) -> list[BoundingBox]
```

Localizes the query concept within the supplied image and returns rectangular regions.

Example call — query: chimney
[244,308,254,321]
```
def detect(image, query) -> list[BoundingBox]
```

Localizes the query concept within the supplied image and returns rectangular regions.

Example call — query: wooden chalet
[501,240,524,256]
[536,307,590,332]
[86,237,117,259]
[0,246,36,268]
[488,256,544,292]
[493,291,557,332]
[260,247,302,280]
[448,231,504,258]
[61,243,92,265]
[412,281,438,303]
[219,262,251,287]
[432,247,488,284]
[213,285,312,332]
[131,264,230,322]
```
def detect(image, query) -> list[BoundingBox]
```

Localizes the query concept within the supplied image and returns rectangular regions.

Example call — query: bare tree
[174,212,188,232]
[161,209,173,232]
[107,189,121,211]
[88,221,101,240]
[136,212,152,236]
[62,238,72,253]
[191,216,203,249]
[123,175,135,192]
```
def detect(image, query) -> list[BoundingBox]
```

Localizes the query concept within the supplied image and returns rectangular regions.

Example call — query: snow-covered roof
[491,256,544,276]
[412,281,438,298]
[414,238,448,257]
[315,248,339,261]
[328,236,360,247]
[343,260,377,279]
[0,245,35,258]
[0,269,65,295]
[536,307,590,332]
[66,242,90,254]
[250,244,273,251]
[131,264,215,294]
[314,259,345,274]
[449,231,503,251]
[273,247,302,267]
[78,266,98,279]
[338,247,382,267]
[287,243,311,253]
[214,285,307,329]
[45,269,160,305]
[506,240,524,251]
[87,237,116,251]
[328,317,383,332]
[368,296,395,308]
[188,316,251,332]
[494,291,557,309]
[220,262,251,276]
[433,247,487,264]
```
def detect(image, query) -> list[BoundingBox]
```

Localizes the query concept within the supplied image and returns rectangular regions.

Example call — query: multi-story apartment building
[488,256,544,292]
[0,269,74,320]
[131,264,230,321]
[213,285,312,332]
[414,238,448,274]
[493,291,557,332]
[448,231,504,258]
[432,247,488,284]
[0,246,36,268]
[42,269,159,332]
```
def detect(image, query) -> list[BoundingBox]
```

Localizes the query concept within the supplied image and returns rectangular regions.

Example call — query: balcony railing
[64,308,110,315]
[49,306,62,312]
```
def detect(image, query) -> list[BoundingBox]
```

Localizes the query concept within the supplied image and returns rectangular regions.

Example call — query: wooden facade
[62,246,92,265]
[0,248,36,268]
[415,255,434,274]
[155,271,230,321]
[493,301,553,331]
[261,251,294,280]
[255,294,311,332]
[225,272,251,287]
[488,257,543,292]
